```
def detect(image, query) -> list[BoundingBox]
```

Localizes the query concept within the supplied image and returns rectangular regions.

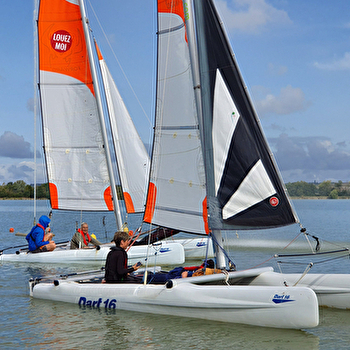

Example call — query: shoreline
[2,197,350,200]
[290,196,350,199]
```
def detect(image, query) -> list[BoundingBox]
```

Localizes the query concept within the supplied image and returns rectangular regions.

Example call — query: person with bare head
[104,231,141,283]
[70,222,101,249]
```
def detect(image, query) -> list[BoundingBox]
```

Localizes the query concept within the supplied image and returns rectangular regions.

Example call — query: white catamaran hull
[251,270,350,309]
[164,238,214,259]
[1,242,185,266]
[29,268,319,329]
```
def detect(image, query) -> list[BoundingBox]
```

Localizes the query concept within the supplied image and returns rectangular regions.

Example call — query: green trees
[285,181,350,198]
[1,180,349,199]
[285,181,317,197]
[0,181,122,199]
[0,181,48,199]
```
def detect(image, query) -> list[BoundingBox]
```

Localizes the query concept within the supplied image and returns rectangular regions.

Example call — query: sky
[1,0,350,185]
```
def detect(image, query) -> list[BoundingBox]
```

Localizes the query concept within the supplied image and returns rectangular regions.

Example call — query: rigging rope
[87,0,153,129]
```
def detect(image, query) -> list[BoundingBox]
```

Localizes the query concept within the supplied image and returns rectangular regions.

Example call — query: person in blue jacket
[26,215,56,253]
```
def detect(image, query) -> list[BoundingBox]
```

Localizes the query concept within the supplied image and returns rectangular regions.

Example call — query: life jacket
[26,223,45,250]
[192,268,222,277]
[77,228,91,246]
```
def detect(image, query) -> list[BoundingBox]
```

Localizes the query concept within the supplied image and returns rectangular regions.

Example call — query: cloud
[0,161,46,185]
[269,134,350,182]
[216,0,292,34]
[254,85,311,116]
[268,63,288,76]
[0,131,35,159]
[314,52,350,71]
[0,132,33,159]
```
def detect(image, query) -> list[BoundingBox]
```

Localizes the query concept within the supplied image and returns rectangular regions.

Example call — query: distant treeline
[1,180,350,199]
[0,181,48,199]
[285,180,350,199]
[0,180,124,199]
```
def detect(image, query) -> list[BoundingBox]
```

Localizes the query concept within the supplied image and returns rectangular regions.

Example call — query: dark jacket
[104,246,135,283]
[26,215,51,251]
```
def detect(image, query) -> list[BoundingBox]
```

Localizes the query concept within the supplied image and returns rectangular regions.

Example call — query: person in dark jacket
[26,215,56,253]
[104,231,141,283]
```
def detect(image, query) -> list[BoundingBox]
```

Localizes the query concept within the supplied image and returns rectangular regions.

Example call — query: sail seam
[157,125,199,131]
[158,23,184,35]
[155,205,202,217]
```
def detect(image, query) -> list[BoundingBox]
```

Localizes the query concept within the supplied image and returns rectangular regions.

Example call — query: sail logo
[51,30,72,53]
[269,196,279,207]
[159,247,171,253]
[272,294,294,304]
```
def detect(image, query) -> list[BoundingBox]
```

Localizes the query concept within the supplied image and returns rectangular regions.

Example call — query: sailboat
[0,0,188,266]
[29,0,320,329]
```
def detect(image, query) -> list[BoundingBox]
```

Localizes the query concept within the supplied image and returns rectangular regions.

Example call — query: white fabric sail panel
[212,70,240,195]
[222,160,277,219]
[150,128,206,233]
[40,71,111,211]
[99,58,150,213]
[149,11,206,233]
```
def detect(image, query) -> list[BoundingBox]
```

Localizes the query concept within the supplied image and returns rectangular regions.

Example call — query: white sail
[37,0,114,212]
[96,44,150,214]
[144,3,207,234]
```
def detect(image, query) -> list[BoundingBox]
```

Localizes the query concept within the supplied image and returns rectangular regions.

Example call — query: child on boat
[104,231,141,283]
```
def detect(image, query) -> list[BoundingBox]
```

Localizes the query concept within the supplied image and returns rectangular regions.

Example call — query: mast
[79,0,123,229]
[183,0,226,268]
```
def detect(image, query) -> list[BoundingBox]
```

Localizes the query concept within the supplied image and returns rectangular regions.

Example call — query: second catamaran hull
[0,242,185,266]
[251,271,350,309]
[165,238,214,259]
[29,269,319,329]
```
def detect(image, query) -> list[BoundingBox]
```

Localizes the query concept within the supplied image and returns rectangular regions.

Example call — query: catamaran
[29,0,320,329]
[0,0,214,265]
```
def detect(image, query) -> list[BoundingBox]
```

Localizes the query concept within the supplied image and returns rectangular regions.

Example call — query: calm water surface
[1,199,350,349]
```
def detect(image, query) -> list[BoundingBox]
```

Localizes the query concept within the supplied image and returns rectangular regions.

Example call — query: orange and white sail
[37,0,113,211]
[144,0,207,233]
[96,43,150,214]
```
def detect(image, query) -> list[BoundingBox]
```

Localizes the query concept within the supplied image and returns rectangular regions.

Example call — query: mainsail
[145,0,298,235]
[144,0,207,234]
[37,0,113,211]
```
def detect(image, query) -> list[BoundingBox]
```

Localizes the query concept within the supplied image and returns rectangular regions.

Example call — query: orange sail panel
[123,192,135,214]
[144,182,157,223]
[158,0,188,43]
[38,0,94,95]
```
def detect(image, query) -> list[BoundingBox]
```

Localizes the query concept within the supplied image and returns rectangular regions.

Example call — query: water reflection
[24,299,320,350]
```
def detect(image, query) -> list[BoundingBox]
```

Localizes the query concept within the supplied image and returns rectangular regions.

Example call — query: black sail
[193,0,298,230]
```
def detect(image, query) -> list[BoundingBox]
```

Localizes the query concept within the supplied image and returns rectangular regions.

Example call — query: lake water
[1,199,350,349]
